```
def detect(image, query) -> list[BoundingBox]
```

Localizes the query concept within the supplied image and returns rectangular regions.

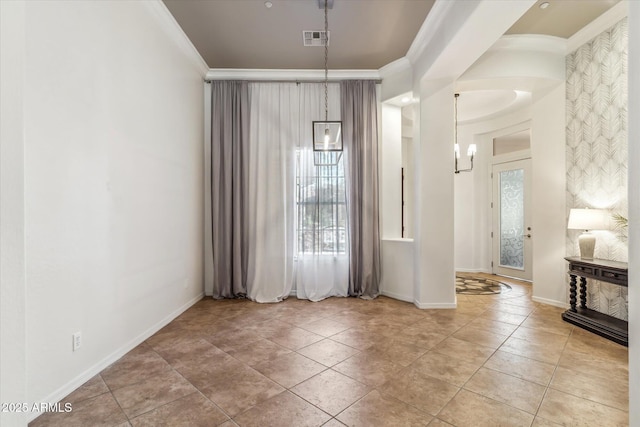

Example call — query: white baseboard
[532,295,568,309]
[380,289,413,303]
[414,300,457,310]
[455,268,491,273]
[28,292,204,423]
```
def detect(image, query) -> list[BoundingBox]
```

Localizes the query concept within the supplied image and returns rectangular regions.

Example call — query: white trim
[380,290,413,303]
[205,68,380,81]
[413,300,457,310]
[567,1,628,54]
[378,57,411,79]
[143,0,208,75]
[531,295,568,309]
[490,34,567,55]
[405,0,457,64]
[455,268,491,274]
[27,293,204,423]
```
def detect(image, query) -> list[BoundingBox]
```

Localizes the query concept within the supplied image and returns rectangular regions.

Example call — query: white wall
[0,2,27,426]
[21,0,206,415]
[414,81,456,308]
[627,2,639,425]
[531,84,567,307]
[381,104,403,238]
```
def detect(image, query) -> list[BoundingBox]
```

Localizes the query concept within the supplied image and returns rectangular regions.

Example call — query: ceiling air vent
[303,30,330,47]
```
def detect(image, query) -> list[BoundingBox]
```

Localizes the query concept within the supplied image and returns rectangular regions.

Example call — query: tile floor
[30,275,629,426]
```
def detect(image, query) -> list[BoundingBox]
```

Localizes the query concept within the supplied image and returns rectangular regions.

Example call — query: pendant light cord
[324,0,328,122]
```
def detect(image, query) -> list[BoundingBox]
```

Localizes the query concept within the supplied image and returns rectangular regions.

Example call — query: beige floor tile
[452,325,509,350]
[111,370,197,418]
[549,366,629,411]
[464,367,546,414]
[337,390,431,427]
[30,393,128,427]
[46,277,630,427]
[511,325,571,343]
[61,375,109,405]
[101,345,172,390]
[297,339,360,367]
[267,327,325,350]
[244,319,293,339]
[205,328,263,353]
[129,392,229,427]
[466,317,519,336]
[379,368,459,416]
[299,318,351,337]
[198,363,284,416]
[531,417,563,426]
[483,350,555,386]
[480,310,527,325]
[397,327,449,350]
[290,369,369,416]
[558,349,628,381]
[329,328,379,350]
[565,329,629,361]
[253,352,327,388]
[233,391,331,427]
[176,352,246,390]
[438,389,534,427]
[500,336,564,365]
[226,337,291,366]
[155,338,229,369]
[431,336,495,365]
[410,351,483,387]
[332,350,404,387]
[321,419,347,427]
[520,316,574,337]
[368,339,428,366]
[427,419,454,426]
[537,388,628,426]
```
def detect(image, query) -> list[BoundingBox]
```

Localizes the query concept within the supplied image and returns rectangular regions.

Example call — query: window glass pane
[296,149,347,254]
[499,169,524,269]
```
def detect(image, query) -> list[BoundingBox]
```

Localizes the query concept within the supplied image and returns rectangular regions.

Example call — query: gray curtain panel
[341,80,381,298]
[210,81,250,298]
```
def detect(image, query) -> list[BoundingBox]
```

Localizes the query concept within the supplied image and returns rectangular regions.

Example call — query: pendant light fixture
[453,93,476,173]
[313,0,342,166]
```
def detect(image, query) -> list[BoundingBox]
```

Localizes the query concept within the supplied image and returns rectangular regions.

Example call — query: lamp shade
[567,208,608,231]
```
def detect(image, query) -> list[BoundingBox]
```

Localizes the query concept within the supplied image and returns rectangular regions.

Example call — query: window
[295,150,347,254]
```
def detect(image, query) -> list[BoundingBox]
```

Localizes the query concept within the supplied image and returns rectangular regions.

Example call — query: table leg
[569,274,577,312]
[579,277,587,309]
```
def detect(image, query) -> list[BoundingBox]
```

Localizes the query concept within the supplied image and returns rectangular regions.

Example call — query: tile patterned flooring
[30,275,629,426]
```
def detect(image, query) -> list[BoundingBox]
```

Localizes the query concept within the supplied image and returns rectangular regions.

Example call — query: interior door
[492,159,532,281]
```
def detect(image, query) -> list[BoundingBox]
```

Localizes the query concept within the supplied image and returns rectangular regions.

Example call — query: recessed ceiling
[506,0,620,39]
[458,90,532,124]
[162,0,435,69]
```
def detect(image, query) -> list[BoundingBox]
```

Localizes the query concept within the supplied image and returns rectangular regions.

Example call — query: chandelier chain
[324,0,328,122]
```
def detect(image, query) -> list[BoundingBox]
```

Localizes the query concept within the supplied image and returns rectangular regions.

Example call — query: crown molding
[567,1,628,54]
[143,0,208,75]
[378,57,412,79]
[205,68,380,81]
[405,0,458,64]
[491,34,567,55]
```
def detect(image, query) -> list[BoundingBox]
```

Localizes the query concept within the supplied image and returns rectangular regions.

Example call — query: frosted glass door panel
[499,169,524,269]
[492,159,532,281]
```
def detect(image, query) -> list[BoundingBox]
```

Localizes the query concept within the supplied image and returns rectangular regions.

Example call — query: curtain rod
[204,79,382,84]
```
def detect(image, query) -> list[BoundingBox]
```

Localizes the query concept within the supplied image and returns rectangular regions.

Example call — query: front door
[492,159,532,281]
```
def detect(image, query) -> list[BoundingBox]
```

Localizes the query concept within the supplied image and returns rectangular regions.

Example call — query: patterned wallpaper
[566,18,628,320]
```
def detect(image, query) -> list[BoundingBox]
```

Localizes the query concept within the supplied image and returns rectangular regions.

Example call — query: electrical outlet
[72,332,82,351]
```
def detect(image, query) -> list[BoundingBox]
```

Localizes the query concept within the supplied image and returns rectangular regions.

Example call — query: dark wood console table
[562,257,628,346]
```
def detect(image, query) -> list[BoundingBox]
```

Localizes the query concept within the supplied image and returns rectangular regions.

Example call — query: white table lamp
[567,208,608,260]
